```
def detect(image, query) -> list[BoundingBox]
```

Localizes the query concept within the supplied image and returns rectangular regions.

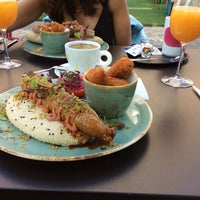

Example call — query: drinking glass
[161,0,200,88]
[0,0,21,69]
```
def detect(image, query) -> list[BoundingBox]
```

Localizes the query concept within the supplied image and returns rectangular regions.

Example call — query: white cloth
[135,78,149,100]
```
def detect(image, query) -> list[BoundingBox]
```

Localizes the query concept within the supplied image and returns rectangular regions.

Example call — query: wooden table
[0,42,200,200]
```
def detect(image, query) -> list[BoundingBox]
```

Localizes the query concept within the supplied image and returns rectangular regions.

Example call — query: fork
[34,65,68,74]
[130,55,181,63]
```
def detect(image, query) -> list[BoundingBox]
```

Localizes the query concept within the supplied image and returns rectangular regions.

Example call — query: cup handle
[98,50,112,66]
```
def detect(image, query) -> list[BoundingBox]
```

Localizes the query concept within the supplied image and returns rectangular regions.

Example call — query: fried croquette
[85,58,134,86]
[105,76,129,86]
[85,66,106,85]
[41,21,66,33]
[106,57,134,79]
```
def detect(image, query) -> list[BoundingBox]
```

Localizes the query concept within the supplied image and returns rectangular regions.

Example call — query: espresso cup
[65,40,112,73]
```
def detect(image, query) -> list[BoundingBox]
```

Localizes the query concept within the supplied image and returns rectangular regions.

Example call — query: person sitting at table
[41,14,149,45]
[8,0,131,46]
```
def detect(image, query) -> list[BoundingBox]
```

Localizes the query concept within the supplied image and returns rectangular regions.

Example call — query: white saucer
[54,63,75,77]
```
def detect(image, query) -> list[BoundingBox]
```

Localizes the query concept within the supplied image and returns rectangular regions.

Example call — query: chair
[0,32,21,41]
[154,0,168,11]
[166,0,172,16]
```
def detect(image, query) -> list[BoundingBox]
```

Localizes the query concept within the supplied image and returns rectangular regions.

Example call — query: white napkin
[135,78,149,100]
[125,44,162,57]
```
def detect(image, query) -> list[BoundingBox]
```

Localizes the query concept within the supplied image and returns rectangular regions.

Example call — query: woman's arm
[8,0,49,32]
[109,0,131,46]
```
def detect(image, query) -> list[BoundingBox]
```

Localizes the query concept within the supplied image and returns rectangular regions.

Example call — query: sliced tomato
[56,72,85,98]
[71,88,85,98]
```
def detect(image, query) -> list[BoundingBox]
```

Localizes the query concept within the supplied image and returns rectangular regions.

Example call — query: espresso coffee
[65,40,112,73]
[69,43,97,49]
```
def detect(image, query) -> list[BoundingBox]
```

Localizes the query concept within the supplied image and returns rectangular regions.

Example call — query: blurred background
[127,0,167,26]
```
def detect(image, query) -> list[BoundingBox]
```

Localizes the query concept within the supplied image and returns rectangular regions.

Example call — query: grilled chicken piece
[75,113,115,143]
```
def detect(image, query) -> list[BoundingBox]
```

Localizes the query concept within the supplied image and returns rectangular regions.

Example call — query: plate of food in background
[22,20,109,59]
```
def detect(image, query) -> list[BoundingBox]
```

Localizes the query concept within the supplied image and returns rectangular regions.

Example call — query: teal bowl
[83,71,138,119]
[40,29,70,54]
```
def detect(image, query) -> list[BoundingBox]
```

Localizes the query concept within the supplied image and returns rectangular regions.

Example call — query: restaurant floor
[12,22,200,49]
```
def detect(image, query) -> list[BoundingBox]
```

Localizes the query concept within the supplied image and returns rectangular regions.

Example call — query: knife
[0,39,18,54]
[192,85,200,97]
[130,56,181,63]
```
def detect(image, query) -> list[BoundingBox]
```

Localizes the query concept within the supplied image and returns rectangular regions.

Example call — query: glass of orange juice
[0,0,21,69]
[161,0,200,88]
